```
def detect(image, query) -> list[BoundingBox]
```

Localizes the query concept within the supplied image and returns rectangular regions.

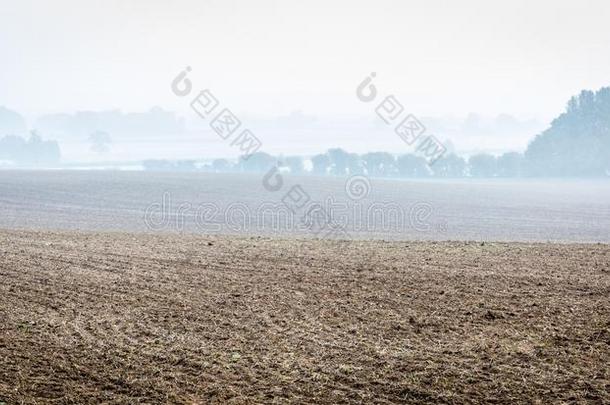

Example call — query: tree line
[149,87,609,178]
[144,149,525,178]
[146,87,610,177]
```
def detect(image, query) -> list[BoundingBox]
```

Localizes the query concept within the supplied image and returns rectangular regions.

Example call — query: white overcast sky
[2,0,610,123]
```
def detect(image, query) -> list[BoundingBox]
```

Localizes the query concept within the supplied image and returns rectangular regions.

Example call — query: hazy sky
[2,0,610,123]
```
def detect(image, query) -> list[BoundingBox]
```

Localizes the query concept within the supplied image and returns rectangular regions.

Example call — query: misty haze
[1,1,609,404]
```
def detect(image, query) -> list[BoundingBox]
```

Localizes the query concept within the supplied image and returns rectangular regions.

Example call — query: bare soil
[0,229,609,404]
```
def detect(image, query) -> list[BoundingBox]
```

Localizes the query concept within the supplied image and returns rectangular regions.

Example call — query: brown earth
[0,229,609,404]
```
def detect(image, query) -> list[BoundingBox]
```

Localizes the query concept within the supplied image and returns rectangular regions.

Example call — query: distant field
[1,170,610,241]
[0,230,608,403]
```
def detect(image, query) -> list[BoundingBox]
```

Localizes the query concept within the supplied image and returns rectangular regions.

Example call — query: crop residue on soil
[0,230,609,403]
